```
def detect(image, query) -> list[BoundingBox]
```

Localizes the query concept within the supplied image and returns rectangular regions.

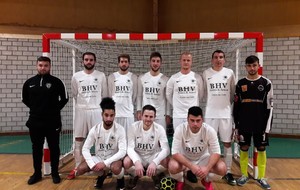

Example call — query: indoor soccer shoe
[257,178,271,190]
[175,181,184,190]
[27,174,42,185]
[222,173,237,185]
[126,175,139,189]
[94,174,107,189]
[52,173,61,184]
[152,172,165,189]
[186,170,198,183]
[201,179,214,190]
[236,175,249,186]
[66,168,77,180]
[116,177,125,190]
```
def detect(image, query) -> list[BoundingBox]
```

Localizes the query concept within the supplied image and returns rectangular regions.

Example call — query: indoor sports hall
[1,1,300,190]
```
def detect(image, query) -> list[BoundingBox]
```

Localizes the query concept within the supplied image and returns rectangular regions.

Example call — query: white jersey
[82,122,127,169]
[137,72,170,119]
[166,71,204,118]
[71,70,107,109]
[108,72,137,117]
[127,121,170,166]
[203,67,236,118]
[172,122,220,161]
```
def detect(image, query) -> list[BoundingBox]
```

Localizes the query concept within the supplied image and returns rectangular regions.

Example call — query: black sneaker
[107,171,113,178]
[27,174,42,185]
[116,177,125,190]
[152,172,165,189]
[186,170,198,183]
[222,173,237,186]
[94,174,107,189]
[52,174,61,184]
[126,176,139,189]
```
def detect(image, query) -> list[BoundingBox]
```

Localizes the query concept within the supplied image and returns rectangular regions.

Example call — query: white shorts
[155,118,166,130]
[115,117,134,134]
[74,108,102,138]
[136,152,160,168]
[205,118,232,143]
[90,156,111,169]
[189,153,210,168]
[173,118,187,131]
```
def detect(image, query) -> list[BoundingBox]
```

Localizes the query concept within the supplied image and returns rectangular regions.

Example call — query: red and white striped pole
[43,141,51,175]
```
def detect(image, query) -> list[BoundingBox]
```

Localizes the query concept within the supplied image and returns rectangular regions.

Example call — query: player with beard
[67,52,108,179]
[124,105,170,189]
[69,97,127,190]
[137,52,171,129]
[22,56,68,185]
[108,54,138,134]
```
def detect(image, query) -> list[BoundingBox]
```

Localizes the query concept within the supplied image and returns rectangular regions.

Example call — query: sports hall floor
[1,137,300,189]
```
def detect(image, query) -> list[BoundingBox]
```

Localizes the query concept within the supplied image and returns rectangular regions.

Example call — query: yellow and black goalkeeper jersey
[233,76,273,133]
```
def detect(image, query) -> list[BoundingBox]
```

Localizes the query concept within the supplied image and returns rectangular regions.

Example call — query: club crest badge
[46,83,52,89]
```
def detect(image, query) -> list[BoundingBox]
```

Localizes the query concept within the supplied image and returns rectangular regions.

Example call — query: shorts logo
[46,83,52,89]
[241,85,247,92]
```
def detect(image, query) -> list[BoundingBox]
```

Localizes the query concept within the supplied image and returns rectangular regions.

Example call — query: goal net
[43,32,263,177]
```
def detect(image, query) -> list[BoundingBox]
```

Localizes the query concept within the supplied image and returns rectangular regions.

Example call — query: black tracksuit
[22,73,68,176]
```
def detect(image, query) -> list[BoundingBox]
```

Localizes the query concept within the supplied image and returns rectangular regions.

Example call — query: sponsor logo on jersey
[209,83,228,92]
[137,143,154,150]
[241,85,247,92]
[178,86,196,93]
[81,85,98,92]
[99,143,114,150]
[115,85,130,93]
[145,87,160,95]
[185,146,204,153]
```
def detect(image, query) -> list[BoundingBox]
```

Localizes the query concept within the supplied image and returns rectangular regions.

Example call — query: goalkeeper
[233,55,273,190]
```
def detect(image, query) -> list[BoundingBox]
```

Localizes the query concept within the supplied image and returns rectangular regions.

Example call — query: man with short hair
[108,54,137,134]
[166,51,204,130]
[68,52,107,179]
[137,51,171,129]
[169,106,226,190]
[124,105,170,189]
[202,50,236,185]
[22,56,69,185]
[233,55,273,190]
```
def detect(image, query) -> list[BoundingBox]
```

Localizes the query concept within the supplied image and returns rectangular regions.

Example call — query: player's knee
[123,156,133,169]
[256,146,265,151]
[168,160,181,174]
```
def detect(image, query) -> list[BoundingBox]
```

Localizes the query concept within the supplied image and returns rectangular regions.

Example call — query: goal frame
[42,32,263,177]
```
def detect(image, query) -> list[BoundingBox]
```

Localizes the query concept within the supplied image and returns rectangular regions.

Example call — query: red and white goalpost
[42,32,263,178]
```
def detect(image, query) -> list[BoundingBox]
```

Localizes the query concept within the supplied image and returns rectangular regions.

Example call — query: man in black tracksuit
[22,56,68,185]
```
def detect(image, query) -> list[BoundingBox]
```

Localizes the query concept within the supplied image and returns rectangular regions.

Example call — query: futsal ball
[160,176,176,190]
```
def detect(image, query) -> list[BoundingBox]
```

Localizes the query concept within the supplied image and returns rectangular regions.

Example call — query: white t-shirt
[127,121,170,166]
[71,70,107,109]
[137,72,170,119]
[172,122,220,161]
[203,67,236,118]
[82,122,127,169]
[108,72,137,117]
[166,71,203,118]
